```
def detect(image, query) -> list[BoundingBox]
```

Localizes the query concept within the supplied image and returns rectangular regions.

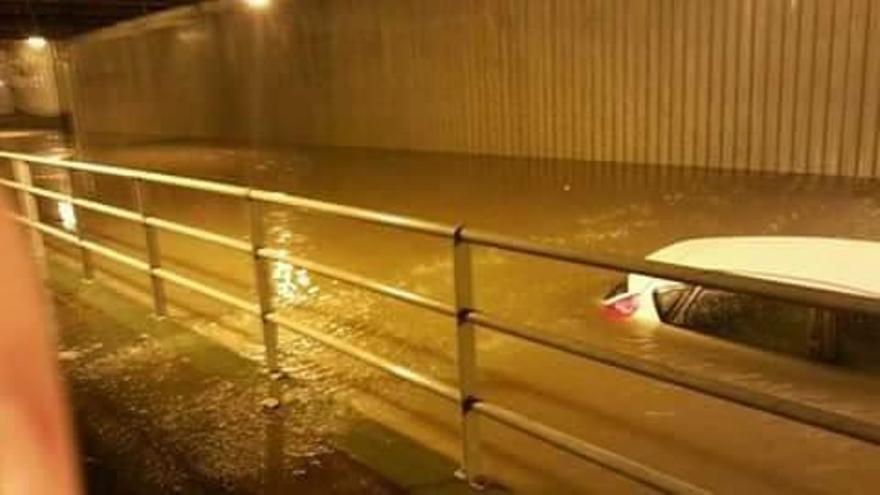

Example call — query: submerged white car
[602,237,880,365]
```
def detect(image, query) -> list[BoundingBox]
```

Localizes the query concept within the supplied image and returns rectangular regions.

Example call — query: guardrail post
[452,226,485,488]
[248,196,279,372]
[64,169,94,280]
[10,159,47,278]
[133,179,167,318]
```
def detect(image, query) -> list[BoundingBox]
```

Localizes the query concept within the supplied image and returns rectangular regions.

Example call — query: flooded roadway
[9,140,880,493]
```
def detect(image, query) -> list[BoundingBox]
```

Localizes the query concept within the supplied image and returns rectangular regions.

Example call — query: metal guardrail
[2,149,880,494]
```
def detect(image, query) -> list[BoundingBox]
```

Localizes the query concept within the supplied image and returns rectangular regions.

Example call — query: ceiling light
[25,36,47,50]
[244,0,271,9]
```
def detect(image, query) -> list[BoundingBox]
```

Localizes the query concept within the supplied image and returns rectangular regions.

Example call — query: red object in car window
[602,292,641,318]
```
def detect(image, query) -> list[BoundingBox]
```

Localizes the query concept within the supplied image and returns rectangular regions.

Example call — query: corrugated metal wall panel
[68,0,880,177]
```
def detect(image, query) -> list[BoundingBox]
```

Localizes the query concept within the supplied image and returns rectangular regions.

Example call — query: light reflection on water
[265,213,320,307]
[271,253,318,306]
[58,201,77,231]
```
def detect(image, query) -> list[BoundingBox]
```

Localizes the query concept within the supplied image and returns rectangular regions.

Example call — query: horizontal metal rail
[17,207,703,493]
[462,228,880,318]
[259,248,457,317]
[468,312,880,446]
[0,176,448,313]
[0,177,252,252]
[6,152,879,318]
[268,313,705,494]
[0,151,251,197]
[76,196,143,223]
[8,214,257,315]
[473,401,708,495]
[5,150,880,493]
[249,189,456,238]
[14,213,75,243]
[146,217,251,253]
[15,214,149,271]
[153,267,259,315]
[0,151,455,238]
[268,313,460,401]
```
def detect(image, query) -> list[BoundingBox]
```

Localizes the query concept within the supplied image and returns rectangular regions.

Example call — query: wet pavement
[4,138,880,492]
[51,258,484,495]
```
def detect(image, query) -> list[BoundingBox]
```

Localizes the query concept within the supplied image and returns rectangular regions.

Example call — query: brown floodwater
[7,138,880,493]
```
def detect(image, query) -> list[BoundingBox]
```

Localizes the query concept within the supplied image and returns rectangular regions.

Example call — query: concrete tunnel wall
[64,0,880,177]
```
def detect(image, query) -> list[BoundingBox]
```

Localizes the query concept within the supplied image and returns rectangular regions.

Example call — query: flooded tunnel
[1,1,880,494]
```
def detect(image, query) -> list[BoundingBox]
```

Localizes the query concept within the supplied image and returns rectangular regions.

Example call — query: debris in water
[260,398,281,410]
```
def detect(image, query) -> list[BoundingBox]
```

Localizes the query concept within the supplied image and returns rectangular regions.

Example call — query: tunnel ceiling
[0,0,202,39]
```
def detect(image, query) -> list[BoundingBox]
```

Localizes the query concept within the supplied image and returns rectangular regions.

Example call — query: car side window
[676,289,742,332]
[676,288,814,355]
[834,311,880,368]
[835,311,880,334]
[652,285,690,324]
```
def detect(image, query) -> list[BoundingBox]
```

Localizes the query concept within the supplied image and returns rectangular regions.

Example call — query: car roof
[639,236,880,297]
